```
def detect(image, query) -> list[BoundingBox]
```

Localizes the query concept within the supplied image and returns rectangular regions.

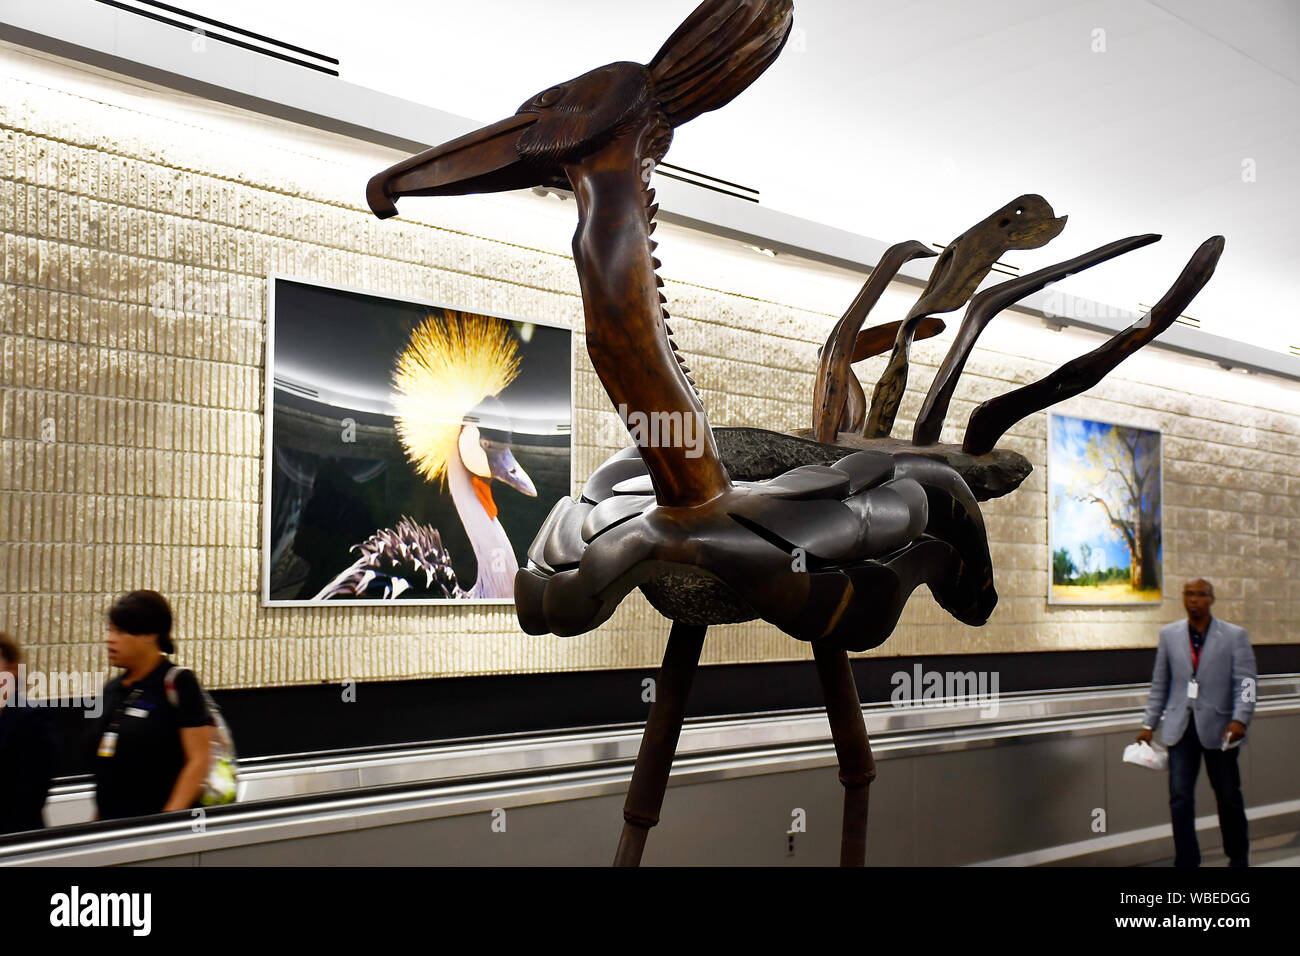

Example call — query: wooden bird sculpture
[366,0,1224,866]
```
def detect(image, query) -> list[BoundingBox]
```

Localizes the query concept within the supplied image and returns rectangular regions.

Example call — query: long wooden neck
[564,124,731,508]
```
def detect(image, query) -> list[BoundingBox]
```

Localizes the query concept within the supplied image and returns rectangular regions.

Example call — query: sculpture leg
[813,644,876,867]
[613,621,708,867]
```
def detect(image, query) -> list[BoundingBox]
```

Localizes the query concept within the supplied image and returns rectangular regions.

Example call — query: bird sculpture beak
[367,113,541,219]
[485,442,537,497]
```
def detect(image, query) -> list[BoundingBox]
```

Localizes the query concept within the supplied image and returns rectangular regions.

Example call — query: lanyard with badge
[1187,626,1205,702]
[97,685,144,758]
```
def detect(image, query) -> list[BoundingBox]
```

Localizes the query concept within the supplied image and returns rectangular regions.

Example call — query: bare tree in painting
[1070,426,1161,592]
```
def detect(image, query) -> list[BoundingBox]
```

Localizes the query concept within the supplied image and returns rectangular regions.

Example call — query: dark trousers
[1168,719,1249,867]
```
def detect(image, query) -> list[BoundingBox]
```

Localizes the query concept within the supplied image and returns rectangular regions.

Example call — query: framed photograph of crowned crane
[1047,413,1163,605]
[262,276,573,606]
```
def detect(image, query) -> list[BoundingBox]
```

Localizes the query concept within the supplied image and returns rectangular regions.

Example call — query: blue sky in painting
[1049,415,1140,571]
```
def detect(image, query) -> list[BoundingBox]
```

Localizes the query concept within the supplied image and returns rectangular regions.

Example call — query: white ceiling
[188,0,1299,354]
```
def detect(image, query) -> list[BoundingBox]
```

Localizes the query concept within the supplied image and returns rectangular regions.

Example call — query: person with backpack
[89,590,228,820]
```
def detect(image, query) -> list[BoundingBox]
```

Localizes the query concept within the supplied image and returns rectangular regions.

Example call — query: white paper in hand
[1123,740,1168,771]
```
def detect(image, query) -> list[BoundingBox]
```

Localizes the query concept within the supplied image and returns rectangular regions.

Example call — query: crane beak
[367,113,543,219]
[485,442,537,497]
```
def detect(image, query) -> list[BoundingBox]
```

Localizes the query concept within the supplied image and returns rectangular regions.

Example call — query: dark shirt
[1188,617,1212,672]
[0,701,57,834]
[89,659,210,820]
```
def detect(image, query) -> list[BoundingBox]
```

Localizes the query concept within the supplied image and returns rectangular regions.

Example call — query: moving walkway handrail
[7,675,1298,864]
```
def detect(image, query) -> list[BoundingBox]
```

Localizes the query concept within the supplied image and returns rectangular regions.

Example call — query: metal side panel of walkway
[3,679,1297,866]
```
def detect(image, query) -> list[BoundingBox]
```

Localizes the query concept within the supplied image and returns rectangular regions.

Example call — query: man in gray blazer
[1137,578,1256,867]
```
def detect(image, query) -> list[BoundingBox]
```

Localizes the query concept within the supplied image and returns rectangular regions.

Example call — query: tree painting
[1048,414,1162,604]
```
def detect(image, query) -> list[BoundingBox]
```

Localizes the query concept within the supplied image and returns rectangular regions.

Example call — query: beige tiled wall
[1,49,1296,688]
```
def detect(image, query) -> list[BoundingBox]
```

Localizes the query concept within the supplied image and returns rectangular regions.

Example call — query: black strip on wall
[44,645,1300,776]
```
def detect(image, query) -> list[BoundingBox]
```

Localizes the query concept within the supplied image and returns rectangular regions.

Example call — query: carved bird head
[367,0,793,216]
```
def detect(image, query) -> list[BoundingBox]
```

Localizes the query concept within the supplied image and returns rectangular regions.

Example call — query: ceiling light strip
[131,0,338,64]
[93,0,340,76]
[657,161,759,201]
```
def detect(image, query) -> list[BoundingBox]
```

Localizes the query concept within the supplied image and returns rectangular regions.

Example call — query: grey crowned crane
[315,312,537,601]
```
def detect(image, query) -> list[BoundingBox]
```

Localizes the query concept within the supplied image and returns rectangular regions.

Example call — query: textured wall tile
[0,57,1295,690]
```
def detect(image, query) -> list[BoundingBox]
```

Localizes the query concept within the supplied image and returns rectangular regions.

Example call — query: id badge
[1187,679,1199,700]
[97,731,118,758]
[125,706,148,719]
